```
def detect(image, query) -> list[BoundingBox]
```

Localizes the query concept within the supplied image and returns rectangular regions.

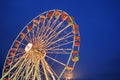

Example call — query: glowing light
[65,71,73,79]
[25,43,33,52]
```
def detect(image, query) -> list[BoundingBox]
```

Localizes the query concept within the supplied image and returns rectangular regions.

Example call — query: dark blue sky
[0,0,120,80]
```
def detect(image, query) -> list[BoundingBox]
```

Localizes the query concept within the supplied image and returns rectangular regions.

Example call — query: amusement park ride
[0,9,80,80]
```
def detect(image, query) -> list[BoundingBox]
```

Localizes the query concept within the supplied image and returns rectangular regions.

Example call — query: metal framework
[1,9,80,80]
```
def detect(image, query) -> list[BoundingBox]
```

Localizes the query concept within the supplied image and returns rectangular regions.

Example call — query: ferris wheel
[1,9,80,80]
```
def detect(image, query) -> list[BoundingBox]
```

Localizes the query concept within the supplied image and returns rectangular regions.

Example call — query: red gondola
[27,26,32,32]
[3,78,10,80]
[6,61,12,65]
[62,12,68,21]
[4,67,9,72]
[9,53,15,57]
[47,11,53,18]
[73,24,78,29]
[74,41,80,46]
[10,48,16,53]
[72,50,79,55]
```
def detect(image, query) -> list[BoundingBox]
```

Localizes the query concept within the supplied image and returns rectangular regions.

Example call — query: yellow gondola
[15,40,20,47]
[75,36,80,41]
[65,66,73,71]
[72,29,79,34]
[40,15,46,22]
[20,32,26,39]
[55,10,61,18]
[68,16,74,25]
[33,19,39,27]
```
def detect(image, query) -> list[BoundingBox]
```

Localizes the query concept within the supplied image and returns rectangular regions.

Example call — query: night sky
[0,0,120,80]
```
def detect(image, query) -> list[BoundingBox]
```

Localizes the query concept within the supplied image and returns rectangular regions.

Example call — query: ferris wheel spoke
[50,13,66,31]
[45,33,73,48]
[46,52,70,54]
[10,48,25,53]
[31,26,36,43]
[13,53,26,63]
[17,48,25,53]
[25,35,32,43]
[47,17,65,38]
[17,61,30,80]
[14,52,24,57]
[41,13,61,41]
[43,20,64,43]
[32,59,40,80]
[46,55,66,67]
[11,55,29,79]
[32,65,37,80]
[1,54,28,79]
[41,59,49,80]
[15,40,26,46]
[46,48,72,51]
[38,13,54,41]
[23,62,32,79]
[45,11,55,29]
[12,51,28,63]
[44,21,64,44]
[17,68,25,80]
[45,24,72,45]
[43,59,56,80]
[46,48,71,55]
[35,20,41,38]
[36,62,42,80]
[48,64,58,78]
[46,50,71,54]
[26,55,40,80]
[46,40,73,49]
[45,16,69,42]
[44,59,58,78]
[25,63,35,79]
[37,17,47,40]
[28,32,32,40]
[48,24,72,43]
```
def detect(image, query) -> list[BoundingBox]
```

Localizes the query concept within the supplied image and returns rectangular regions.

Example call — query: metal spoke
[46,55,66,67]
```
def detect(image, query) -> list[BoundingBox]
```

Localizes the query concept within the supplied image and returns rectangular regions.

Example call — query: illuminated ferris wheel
[1,9,80,80]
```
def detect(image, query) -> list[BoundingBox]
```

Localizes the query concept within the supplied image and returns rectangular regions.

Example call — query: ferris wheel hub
[25,43,33,52]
